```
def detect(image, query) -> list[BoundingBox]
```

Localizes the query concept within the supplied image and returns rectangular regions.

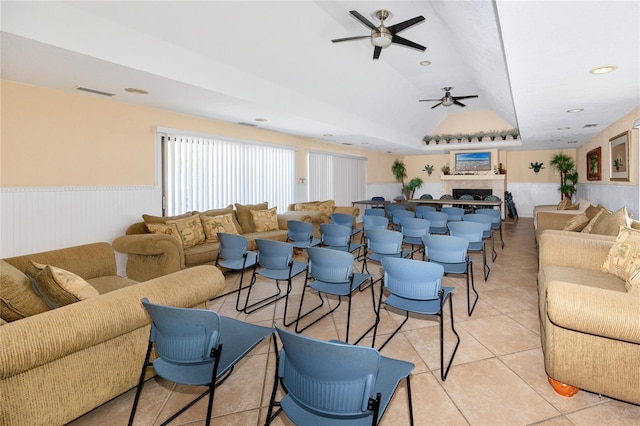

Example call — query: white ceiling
[1,1,639,155]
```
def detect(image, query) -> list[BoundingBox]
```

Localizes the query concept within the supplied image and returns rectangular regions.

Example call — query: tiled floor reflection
[71,218,640,425]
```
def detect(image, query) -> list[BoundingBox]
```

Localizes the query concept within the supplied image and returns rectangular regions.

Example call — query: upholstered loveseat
[284,200,360,238]
[0,242,224,425]
[537,229,640,404]
[113,203,311,283]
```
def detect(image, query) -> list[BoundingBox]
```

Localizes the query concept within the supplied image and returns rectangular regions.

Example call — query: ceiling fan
[332,9,426,60]
[419,87,479,109]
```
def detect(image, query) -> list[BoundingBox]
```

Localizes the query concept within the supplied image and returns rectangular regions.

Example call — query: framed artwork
[609,131,630,181]
[586,147,601,181]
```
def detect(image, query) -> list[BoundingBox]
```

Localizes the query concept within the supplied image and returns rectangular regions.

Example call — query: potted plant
[441,163,450,175]
[405,177,424,199]
[433,134,442,145]
[475,131,486,142]
[487,130,500,141]
[499,130,510,140]
[422,135,432,145]
[508,128,520,139]
[550,153,577,200]
[454,133,464,143]
[443,134,453,144]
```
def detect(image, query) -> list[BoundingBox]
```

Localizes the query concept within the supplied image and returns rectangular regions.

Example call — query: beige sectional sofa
[0,242,224,425]
[537,230,640,404]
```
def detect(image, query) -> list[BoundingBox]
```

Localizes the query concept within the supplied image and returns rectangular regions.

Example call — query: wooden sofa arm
[538,230,615,271]
[112,234,185,281]
[547,280,640,344]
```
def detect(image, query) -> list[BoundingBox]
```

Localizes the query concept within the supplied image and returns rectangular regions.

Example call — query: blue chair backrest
[390,209,415,225]
[330,213,354,228]
[484,195,501,202]
[415,205,436,218]
[476,208,501,223]
[141,298,220,363]
[400,217,430,238]
[422,211,448,228]
[447,221,484,243]
[459,194,474,200]
[423,234,469,263]
[462,214,492,232]
[387,204,406,213]
[217,233,248,261]
[371,196,385,202]
[275,325,380,415]
[382,257,444,300]
[306,247,353,283]
[320,223,351,248]
[442,207,465,221]
[256,239,293,269]
[419,194,433,200]
[364,208,385,217]
[440,194,454,200]
[287,220,313,242]
[367,230,403,255]
[363,215,389,231]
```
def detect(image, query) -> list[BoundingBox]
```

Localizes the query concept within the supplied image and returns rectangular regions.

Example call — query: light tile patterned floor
[71,218,640,425]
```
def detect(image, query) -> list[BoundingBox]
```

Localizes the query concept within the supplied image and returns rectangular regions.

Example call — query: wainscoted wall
[505,183,561,218]
[577,183,639,220]
[0,186,161,274]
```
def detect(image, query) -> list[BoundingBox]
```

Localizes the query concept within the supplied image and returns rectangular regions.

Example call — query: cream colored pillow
[563,214,590,232]
[200,213,240,242]
[251,207,279,232]
[581,209,605,233]
[166,214,206,248]
[626,264,640,295]
[146,222,182,244]
[296,200,335,216]
[601,226,640,282]
[556,198,571,210]
[28,261,100,308]
[235,202,269,233]
[590,206,631,236]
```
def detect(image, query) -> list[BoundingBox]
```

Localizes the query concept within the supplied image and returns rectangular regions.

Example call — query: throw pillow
[166,215,206,248]
[295,200,336,216]
[584,204,604,220]
[251,207,279,232]
[563,214,590,232]
[0,260,51,321]
[581,209,605,233]
[27,261,100,308]
[564,203,581,210]
[590,206,631,236]
[235,202,268,233]
[198,204,243,233]
[556,198,571,210]
[200,213,240,242]
[142,212,193,224]
[146,222,182,244]
[601,226,640,282]
[626,264,640,295]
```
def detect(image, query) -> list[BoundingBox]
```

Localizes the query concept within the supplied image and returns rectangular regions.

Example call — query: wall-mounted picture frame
[609,131,630,181]
[586,147,601,181]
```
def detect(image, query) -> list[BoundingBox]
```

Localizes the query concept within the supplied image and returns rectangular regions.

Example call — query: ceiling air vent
[75,86,115,97]
[238,122,258,127]
[583,124,598,128]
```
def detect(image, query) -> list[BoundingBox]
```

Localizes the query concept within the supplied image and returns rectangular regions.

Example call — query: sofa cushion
[590,206,630,236]
[541,265,626,293]
[627,265,640,294]
[251,207,279,232]
[563,214,590,232]
[166,215,206,248]
[581,209,605,233]
[601,226,640,283]
[199,205,243,233]
[183,242,220,267]
[235,202,269,233]
[200,213,239,242]
[146,222,182,244]
[243,230,289,251]
[295,200,335,216]
[585,204,605,220]
[556,198,571,210]
[0,260,51,321]
[142,212,193,224]
[87,276,138,294]
[27,261,100,308]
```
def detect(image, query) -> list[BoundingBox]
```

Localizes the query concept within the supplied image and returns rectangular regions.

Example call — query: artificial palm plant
[391,159,423,199]
[550,153,578,200]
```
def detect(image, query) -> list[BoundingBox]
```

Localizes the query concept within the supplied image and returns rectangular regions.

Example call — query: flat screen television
[454,151,492,172]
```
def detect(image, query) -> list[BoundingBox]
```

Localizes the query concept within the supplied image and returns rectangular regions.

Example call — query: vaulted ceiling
[2,1,638,155]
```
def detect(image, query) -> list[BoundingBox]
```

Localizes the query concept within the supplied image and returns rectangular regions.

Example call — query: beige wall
[0,80,397,187]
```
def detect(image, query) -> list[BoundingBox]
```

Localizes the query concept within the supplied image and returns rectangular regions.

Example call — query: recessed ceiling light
[323,134,333,137]
[589,65,617,75]
[420,60,431,66]
[124,87,148,95]
[567,108,584,113]
[254,118,268,122]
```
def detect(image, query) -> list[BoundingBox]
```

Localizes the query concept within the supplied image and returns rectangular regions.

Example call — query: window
[160,129,295,216]
[308,151,366,205]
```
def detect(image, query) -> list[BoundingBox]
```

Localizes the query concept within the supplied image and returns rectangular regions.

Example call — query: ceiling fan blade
[387,16,425,34]
[331,35,371,43]
[373,46,382,60]
[454,100,467,107]
[431,102,443,109]
[391,35,426,51]
[419,98,442,102]
[453,95,479,100]
[349,10,376,29]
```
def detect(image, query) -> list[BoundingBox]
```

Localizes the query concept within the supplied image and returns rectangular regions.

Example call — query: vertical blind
[162,133,295,215]
[308,151,366,205]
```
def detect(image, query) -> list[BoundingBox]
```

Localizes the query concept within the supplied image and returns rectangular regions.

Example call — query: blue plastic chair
[477,208,504,250]
[386,203,406,216]
[287,220,321,249]
[415,205,436,219]
[448,220,488,284]
[442,207,465,222]
[362,229,411,280]
[364,208,386,217]
[459,194,474,200]
[360,214,390,247]
[331,212,362,240]
[320,223,362,255]
[421,211,449,234]
[419,194,433,200]
[463,213,496,270]
[129,298,275,426]
[423,234,478,316]
[399,217,430,259]
[370,196,386,211]
[214,233,258,311]
[265,325,415,426]
[295,247,373,343]
[374,257,460,381]
[244,239,308,325]
[440,194,454,200]
[390,209,415,231]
